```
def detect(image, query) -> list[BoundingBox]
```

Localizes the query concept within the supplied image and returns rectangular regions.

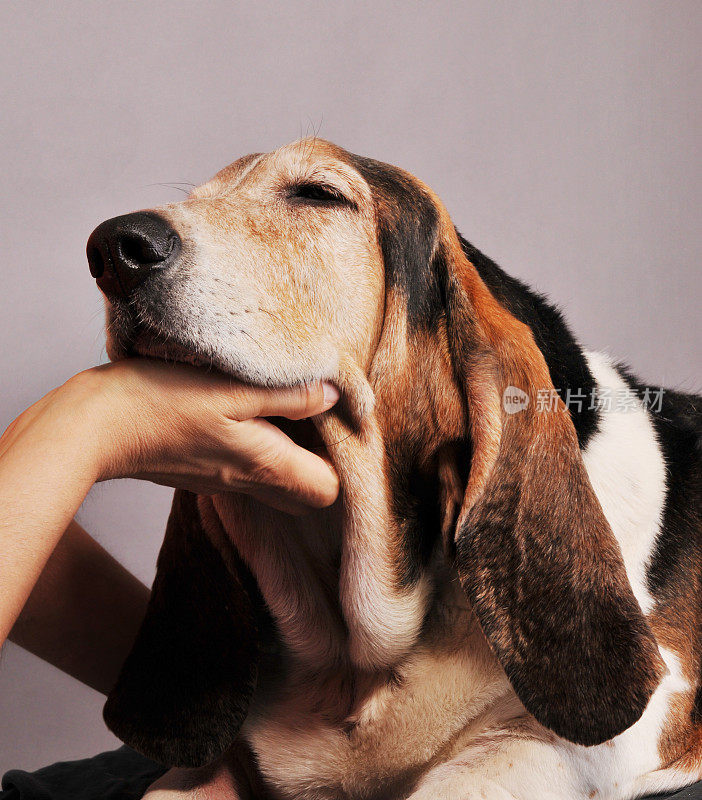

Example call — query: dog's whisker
[239,328,266,356]
[258,307,296,341]
[144,182,192,195]
[316,430,355,450]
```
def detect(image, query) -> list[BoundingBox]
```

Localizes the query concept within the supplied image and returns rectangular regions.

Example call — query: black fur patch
[387,451,444,585]
[347,154,444,329]
[635,381,702,599]
[103,491,267,768]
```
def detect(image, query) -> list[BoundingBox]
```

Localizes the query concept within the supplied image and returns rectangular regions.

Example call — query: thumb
[232,381,340,421]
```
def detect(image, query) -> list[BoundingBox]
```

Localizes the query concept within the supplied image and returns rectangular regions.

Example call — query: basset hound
[87,139,702,800]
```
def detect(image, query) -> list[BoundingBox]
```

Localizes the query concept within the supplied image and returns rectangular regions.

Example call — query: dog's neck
[207,325,468,685]
[208,413,432,679]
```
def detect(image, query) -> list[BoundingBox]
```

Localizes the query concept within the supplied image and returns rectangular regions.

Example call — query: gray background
[0,0,699,772]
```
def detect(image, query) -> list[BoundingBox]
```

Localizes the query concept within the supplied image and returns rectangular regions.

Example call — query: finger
[246,486,313,516]
[235,418,340,508]
[230,381,340,422]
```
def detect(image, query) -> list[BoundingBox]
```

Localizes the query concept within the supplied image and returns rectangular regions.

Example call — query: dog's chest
[243,604,509,800]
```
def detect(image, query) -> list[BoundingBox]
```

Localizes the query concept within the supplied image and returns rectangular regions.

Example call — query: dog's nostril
[87,245,105,279]
[120,234,167,266]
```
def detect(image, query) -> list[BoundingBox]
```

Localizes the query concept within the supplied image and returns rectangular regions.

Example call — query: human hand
[69,359,340,513]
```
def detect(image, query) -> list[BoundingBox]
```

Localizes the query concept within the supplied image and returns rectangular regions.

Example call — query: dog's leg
[405,737,589,800]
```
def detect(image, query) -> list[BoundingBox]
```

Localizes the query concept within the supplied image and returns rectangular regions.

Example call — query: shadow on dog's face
[88,139,385,411]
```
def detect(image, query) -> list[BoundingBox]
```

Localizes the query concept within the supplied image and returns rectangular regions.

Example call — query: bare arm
[0,359,339,664]
[8,519,149,695]
[0,375,105,647]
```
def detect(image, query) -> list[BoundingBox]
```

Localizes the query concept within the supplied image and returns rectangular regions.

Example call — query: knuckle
[231,395,257,423]
[293,382,323,420]
[215,465,245,490]
[250,459,279,488]
[307,381,325,414]
[281,386,306,420]
[215,465,233,487]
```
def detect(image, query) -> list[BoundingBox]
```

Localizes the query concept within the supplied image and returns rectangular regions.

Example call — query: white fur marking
[582,351,667,615]
[560,648,689,799]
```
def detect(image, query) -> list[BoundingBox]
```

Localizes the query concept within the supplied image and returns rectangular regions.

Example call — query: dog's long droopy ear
[103,490,263,768]
[437,226,665,746]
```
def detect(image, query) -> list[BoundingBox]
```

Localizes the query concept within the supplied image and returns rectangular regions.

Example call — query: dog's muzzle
[87,211,181,299]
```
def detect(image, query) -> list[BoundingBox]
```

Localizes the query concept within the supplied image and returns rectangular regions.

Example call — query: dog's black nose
[87,211,181,297]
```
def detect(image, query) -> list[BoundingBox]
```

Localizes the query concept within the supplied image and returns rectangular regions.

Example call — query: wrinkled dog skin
[89,140,702,800]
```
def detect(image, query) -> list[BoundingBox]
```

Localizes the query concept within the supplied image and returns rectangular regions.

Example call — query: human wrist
[60,367,140,483]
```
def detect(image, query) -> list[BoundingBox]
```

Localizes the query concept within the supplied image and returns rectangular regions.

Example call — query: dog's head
[88,140,385,404]
[91,140,664,767]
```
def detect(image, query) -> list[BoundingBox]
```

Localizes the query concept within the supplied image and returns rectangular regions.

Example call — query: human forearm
[8,519,149,695]
[0,376,105,645]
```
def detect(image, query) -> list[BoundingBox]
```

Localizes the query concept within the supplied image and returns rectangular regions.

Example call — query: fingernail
[322,382,340,409]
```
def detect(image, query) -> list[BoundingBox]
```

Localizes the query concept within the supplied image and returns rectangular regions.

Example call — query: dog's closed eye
[289,181,356,209]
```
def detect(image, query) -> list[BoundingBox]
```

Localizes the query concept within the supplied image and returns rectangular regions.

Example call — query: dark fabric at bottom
[646,786,702,800]
[1,747,165,800]
[2,747,702,799]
